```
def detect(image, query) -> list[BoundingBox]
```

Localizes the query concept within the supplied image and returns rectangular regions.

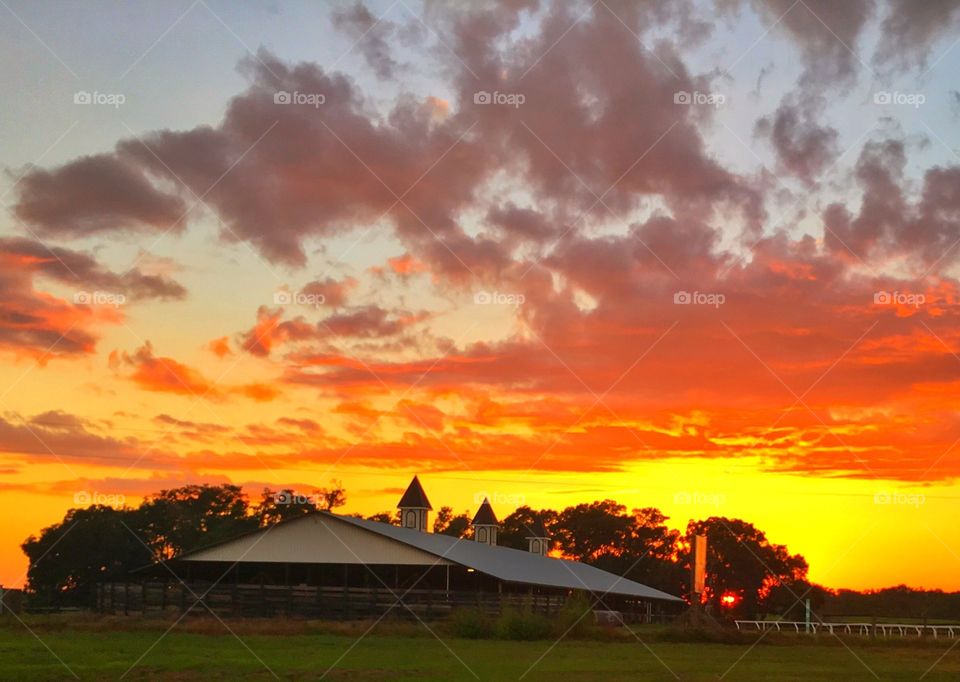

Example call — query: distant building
[105,477,682,620]
[0,586,25,615]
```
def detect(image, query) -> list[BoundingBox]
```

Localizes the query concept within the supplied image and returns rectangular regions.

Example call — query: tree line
[20,483,959,621]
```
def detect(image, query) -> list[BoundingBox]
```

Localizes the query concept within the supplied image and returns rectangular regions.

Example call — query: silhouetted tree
[553,500,633,562]
[685,516,809,619]
[366,510,399,524]
[499,506,558,550]
[318,480,347,511]
[592,507,684,595]
[21,506,152,607]
[253,488,320,527]
[432,506,471,537]
[137,484,257,560]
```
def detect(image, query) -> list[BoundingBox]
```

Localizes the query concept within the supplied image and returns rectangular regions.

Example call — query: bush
[553,592,594,638]
[495,608,552,640]
[448,608,494,639]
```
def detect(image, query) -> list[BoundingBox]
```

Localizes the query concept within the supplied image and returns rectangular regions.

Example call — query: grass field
[1,616,959,680]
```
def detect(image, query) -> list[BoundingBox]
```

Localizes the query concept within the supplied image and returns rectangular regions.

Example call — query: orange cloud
[207,336,232,358]
[111,342,279,402]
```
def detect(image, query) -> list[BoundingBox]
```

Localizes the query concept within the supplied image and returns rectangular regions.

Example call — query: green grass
[1,616,959,680]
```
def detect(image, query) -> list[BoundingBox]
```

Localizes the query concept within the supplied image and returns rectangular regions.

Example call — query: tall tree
[685,517,809,618]
[136,484,257,560]
[253,488,320,527]
[499,506,558,550]
[317,480,347,511]
[21,506,152,606]
[432,506,471,537]
[553,500,633,562]
[591,507,683,594]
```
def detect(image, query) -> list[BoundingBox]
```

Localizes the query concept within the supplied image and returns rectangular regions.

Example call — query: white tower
[525,518,550,556]
[397,475,432,532]
[471,497,499,546]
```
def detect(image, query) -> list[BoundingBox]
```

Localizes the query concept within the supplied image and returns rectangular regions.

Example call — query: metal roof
[176,513,453,566]
[397,475,432,510]
[335,514,682,602]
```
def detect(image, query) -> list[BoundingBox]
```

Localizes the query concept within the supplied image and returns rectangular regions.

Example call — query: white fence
[735,620,960,638]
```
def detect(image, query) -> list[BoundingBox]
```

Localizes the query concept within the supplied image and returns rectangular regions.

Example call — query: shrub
[448,608,494,639]
[553,592,595,638]
[495,608,552,640]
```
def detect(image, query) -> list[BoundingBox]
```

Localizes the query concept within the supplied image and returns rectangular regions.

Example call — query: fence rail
[735,620,960,638]
[95,582,669,623]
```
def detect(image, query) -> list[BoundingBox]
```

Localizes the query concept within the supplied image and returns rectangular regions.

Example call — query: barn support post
[316,566,325,617]
[425,571,432,618]
[343,564,350,620]
[259,574,266,617]
[124,582,129,616]
[445,565,450,601]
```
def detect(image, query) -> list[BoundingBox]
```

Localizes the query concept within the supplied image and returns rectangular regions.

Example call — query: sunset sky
[2,0,960,592]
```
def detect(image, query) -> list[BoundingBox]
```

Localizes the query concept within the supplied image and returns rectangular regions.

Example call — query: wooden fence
[96,582,577,621]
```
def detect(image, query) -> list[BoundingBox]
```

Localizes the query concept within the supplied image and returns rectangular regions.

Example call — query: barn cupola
[524,518,550,556]
[397,475,432,532]
[471,497,499,546]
